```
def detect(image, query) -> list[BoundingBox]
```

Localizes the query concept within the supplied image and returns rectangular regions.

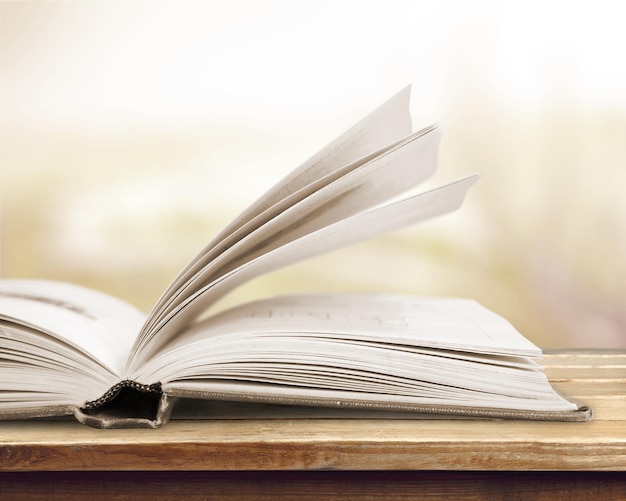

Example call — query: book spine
[74,380,175,429]
[82,380,162,411]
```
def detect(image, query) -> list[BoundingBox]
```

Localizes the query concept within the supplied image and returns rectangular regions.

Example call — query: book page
[0,280,145,376]
[128,175,480,369]
[169,293,542,357]
[152,126,440,329]
[144,88,413,336]
[132,293,580,412]
[133,294,581,413]
[0,322,119,407]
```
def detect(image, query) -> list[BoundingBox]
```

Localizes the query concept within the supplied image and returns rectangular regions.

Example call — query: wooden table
[1,350,625,500]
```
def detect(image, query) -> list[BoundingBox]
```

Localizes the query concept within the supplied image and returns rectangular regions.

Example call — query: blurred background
[1,1,625,348]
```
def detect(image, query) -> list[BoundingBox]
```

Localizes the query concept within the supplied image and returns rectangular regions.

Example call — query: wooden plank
[543,351,626,364]
[545,367,626,379]
[550,380,625,398]
[1,417,624,471]
[542,352,626,382]
[543,351,624,423]
[1,471,625,501]
[563,396,626,421]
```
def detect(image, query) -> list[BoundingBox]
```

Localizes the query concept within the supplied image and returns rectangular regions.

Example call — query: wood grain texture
[1,471,625,501]
[0,351,624,473]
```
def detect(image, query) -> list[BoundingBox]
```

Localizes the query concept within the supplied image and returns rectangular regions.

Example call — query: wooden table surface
[1,350,625,500]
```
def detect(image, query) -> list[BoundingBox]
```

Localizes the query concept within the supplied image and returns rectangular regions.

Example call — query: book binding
[63,381,593,429]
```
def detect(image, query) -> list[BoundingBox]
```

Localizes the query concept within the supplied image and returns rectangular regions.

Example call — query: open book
[0,89,590,428]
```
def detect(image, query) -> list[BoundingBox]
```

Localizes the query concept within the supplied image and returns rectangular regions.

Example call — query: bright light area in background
[3,1,441,124]
[5,1,626,123]
[2,0,625,348]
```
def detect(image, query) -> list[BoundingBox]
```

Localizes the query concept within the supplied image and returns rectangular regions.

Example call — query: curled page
[129,175,480,371]
[150,126,440,330]
[144,88,413,335]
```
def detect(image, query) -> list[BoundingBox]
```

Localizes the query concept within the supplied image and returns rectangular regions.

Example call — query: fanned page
[142,87,413,338]
[129,175,479,370]
[150,126,439,333]
[129,95,466,366]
